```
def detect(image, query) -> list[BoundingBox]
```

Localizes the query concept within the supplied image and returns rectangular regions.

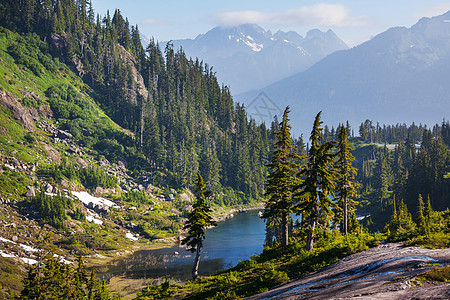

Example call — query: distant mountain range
[237,11,450,136]
[167,24,348,94]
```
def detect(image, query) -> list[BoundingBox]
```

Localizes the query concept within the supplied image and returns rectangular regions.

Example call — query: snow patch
[126,232,139,241]
[19,257,38,265]
[20,243,38,252]
[54,254,72,264]
[243,39,263,52]
[0,237,15,244]
[0,250,16,258]
[84,208,104,225]
[72,191,118,208]
[0,250,38,265]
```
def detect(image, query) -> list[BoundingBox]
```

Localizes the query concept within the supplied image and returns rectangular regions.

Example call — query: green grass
[418,265,450,282]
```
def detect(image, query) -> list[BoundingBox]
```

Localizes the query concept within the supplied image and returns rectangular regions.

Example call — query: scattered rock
[0,126,8,136]
[26,186,36,197]
[57,130,73,140]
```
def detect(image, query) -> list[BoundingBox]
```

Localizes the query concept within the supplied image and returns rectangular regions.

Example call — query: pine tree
[296,111,338,251]
[335,125,359,235]
[181,172,217,280]
[263,107,303,247]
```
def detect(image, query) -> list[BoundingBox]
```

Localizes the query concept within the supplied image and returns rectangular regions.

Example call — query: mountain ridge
[236,11,450,136]
[167,24,348,94]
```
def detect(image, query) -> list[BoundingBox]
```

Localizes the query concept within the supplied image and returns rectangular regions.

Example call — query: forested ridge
[0,0,273,203]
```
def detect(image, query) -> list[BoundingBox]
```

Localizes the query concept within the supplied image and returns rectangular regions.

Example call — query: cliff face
[117,44,148,101]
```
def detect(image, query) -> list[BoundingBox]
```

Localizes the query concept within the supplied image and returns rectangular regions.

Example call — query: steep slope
[237,11,450,136]
[169,24,348,94]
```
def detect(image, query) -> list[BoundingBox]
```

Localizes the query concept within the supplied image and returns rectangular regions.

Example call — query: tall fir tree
[263,107,303,247]
[296,111,338,251]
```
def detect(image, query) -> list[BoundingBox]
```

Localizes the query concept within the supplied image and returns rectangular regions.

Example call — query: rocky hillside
[0,26,203,294]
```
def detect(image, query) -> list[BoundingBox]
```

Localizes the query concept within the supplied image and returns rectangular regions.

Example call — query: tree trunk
[281,211,289,247]
[344,196,348,235]
[192,238,202,280]
[306,219,316,252]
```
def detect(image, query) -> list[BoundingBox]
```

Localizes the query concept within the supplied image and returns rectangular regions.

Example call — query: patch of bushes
[418,265,450,282]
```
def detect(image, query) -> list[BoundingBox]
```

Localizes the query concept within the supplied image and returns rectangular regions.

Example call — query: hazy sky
[91,1,450,46]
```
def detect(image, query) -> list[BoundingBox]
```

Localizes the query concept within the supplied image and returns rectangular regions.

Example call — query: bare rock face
[50,32,66,49]
[0,90,37,132]
[117,44,148,101]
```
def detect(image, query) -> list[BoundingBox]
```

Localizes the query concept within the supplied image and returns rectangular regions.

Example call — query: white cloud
[141,18,168,26]
[216,4,369,27]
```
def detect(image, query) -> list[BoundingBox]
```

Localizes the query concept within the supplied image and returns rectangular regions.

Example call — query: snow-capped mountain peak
[168,24,348,94]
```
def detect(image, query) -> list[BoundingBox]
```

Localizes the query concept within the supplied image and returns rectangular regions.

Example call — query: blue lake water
[99,210,267,280]
[201,209,266,268]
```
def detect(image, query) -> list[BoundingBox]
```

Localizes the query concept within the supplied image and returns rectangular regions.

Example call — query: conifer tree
[181,172,217,280]
[414,194,426,234]
[263,107,303,247]
[296,111,338,251]
[424,195,434,238]
[335,125,359,235]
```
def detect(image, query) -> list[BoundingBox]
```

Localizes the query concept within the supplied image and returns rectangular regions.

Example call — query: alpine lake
[97,210,266,281]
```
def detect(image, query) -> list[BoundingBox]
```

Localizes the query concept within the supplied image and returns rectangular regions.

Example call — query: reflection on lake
[97,210,266,281]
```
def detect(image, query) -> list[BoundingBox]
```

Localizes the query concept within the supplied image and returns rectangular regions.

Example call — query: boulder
[180,192,192,202]
[0,90,37,132]
[26,186,36,197]
[45,183,53,194]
